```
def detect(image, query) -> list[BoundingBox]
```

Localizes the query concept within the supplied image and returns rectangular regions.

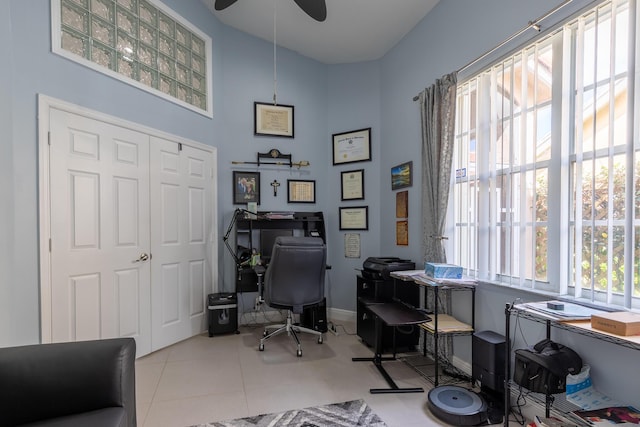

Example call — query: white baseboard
[452,355,472,376]
[327,307,356,323]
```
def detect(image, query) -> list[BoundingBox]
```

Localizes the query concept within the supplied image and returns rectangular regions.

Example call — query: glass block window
[52,0,212,116]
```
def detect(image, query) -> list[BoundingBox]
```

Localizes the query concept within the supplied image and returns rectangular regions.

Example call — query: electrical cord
[509,384,530,425]
[327,321,357,336]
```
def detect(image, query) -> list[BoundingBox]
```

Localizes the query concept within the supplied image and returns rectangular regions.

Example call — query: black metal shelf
[507,380,591,426]
[402,349,472,386]
[504,303,640,426]
[390,274,476,386]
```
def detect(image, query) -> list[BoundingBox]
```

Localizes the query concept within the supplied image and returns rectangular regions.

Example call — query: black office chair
[258,236,326,357]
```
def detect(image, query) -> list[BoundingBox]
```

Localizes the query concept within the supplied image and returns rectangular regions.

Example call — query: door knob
[133,253,150,263]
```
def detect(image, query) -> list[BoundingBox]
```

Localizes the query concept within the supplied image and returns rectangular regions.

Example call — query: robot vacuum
[427,385,488,426]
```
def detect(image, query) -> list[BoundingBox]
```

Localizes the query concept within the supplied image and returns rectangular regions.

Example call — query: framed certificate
[254,102,294,138]
[339,206,368,230]
[332,128,371,165]
[287,179,315,203]
[341,169,364,201]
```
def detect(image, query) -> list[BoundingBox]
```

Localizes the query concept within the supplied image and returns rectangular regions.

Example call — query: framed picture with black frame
[287,179,316,203]
[332,128,371,165]
[233,171,260,205]
[254,102,294,138]
[339,206,368,230]
[341,169,365,201]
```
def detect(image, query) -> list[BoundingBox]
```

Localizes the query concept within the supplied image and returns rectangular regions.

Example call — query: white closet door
[150,137,214,350]
[48,108,152,355]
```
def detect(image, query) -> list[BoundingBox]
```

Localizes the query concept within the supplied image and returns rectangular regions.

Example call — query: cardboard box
[591,311,640,336]
[425,262,462,279]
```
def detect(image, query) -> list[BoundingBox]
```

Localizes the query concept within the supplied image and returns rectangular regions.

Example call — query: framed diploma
[332,128,371,165]
[396,220,408,245]
[339,206,368,230]
[341,169,365,201]
[254,102,294,138]
[287,179,315,203]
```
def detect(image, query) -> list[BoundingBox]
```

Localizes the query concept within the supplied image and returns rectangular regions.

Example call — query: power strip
[327,322,339,337]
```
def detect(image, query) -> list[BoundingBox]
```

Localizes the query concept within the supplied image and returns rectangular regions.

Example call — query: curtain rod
[412,0,573,101]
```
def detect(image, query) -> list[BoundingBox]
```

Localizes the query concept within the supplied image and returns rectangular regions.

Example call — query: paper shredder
[207,293,238,336]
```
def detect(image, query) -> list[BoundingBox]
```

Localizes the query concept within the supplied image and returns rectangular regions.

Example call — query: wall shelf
[231,148,310,169]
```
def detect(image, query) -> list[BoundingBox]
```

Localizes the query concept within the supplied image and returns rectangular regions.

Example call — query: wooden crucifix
[270,179,281,196]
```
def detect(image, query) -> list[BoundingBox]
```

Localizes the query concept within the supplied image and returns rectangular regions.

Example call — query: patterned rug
[189,399,388,427]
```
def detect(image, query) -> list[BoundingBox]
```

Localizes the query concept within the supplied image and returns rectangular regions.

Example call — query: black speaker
[301,297,328,332]
[472,330,506,392]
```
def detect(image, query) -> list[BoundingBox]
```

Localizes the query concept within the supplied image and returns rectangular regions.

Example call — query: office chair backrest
[264,236,326,314]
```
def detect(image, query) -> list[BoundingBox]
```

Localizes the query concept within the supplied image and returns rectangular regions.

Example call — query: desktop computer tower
[301,297,328,332]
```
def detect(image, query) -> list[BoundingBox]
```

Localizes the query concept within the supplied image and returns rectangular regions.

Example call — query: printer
[362,257,415,280]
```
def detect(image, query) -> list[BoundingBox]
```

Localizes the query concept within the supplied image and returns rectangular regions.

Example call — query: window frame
[51,0,213,117]
[450,0,640,310]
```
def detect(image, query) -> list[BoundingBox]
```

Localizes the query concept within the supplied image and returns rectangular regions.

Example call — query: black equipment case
[513,338,582,394]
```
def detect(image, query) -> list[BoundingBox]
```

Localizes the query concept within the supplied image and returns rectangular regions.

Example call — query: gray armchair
[258,236,326,357]
[0,337,136,427]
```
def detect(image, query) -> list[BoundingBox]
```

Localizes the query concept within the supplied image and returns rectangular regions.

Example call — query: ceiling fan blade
[293,0,327,22]
[214,0,238,11]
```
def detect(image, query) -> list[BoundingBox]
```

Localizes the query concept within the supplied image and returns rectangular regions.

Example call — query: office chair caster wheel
[317,336,323,344]
[296,349,302,357]
[259,343,264,351]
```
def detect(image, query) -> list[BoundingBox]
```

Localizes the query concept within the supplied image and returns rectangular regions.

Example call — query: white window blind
[452,0,639,309]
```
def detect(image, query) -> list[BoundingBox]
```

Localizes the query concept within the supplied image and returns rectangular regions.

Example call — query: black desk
[352,302,431,394]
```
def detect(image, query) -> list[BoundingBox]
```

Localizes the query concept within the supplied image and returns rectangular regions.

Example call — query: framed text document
[339,206,368,230]
[332,128,371,165]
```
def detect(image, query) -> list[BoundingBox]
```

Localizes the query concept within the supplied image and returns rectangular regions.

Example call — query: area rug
[189,399,388,427]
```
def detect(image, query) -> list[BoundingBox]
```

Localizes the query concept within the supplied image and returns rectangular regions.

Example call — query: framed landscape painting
[391,161,412,190]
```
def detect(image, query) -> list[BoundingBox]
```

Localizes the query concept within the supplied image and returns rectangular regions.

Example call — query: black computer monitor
[260,229,293,262]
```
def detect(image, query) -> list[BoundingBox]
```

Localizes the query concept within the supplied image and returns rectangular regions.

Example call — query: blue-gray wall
[1,0,637,405]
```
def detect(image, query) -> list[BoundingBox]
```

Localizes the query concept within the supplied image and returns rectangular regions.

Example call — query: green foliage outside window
[535,161,640,296]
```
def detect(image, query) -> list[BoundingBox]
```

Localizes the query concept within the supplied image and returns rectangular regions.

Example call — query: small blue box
[425,262,463,279]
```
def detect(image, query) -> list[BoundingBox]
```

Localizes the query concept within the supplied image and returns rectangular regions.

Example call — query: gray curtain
[420,72,457,264]
[418,72,457,366]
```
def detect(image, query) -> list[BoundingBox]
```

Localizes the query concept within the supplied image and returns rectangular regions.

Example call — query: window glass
[452,0,638,309]
[53,0,211,115]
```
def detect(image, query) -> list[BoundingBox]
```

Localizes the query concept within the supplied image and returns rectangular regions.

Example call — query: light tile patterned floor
[135,322,504,427]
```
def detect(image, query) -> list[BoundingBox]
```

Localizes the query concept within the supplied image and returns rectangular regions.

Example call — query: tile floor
[135,322,502,427]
